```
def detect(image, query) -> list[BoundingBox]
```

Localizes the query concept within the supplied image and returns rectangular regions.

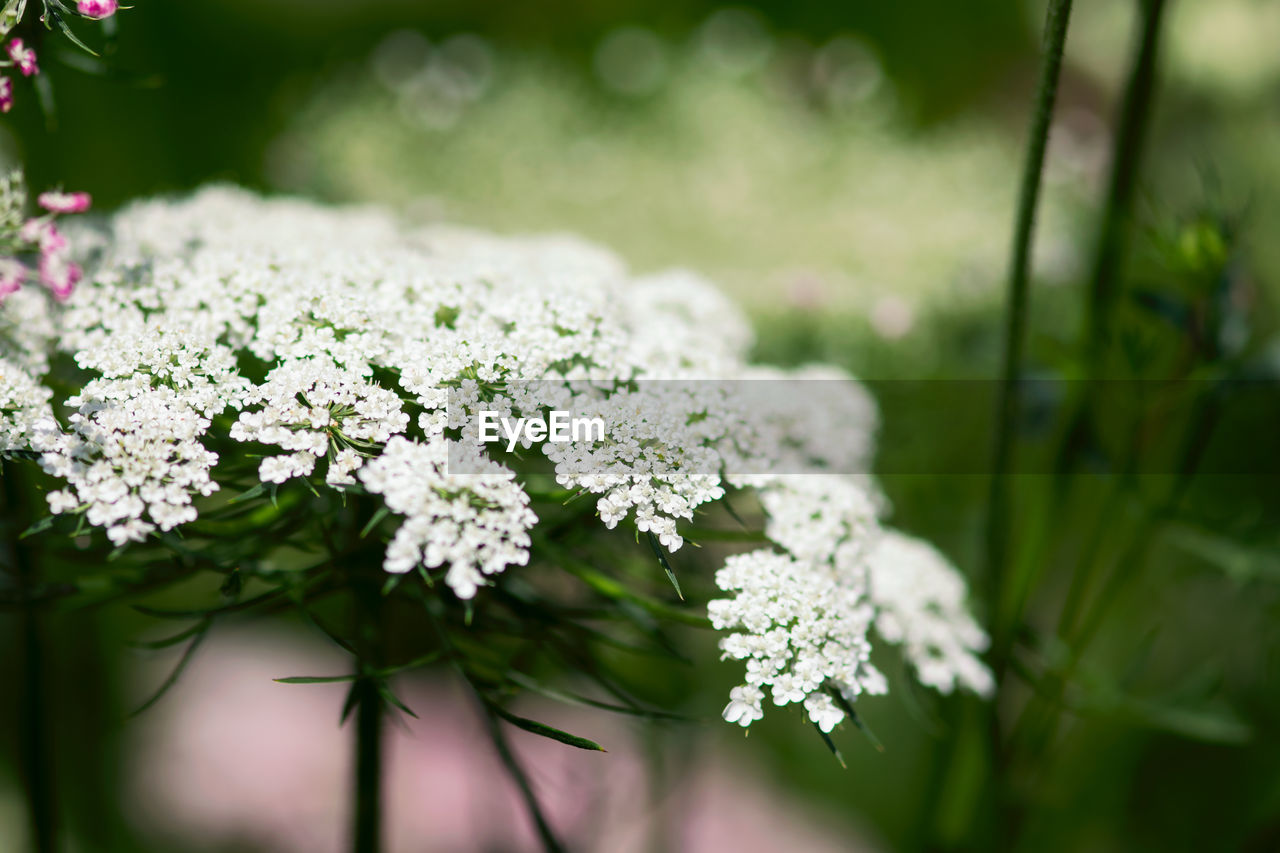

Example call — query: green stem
[351,563,384,853]
[1083,0,1168,358]
[352,677,382,853]
[985,0,1074,621]
[4,461,58,853]
[1051,0,1169,483]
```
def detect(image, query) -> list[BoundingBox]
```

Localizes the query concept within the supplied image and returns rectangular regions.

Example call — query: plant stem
[985,0,1074,627]
[1083,0,1168,358]
[4,461,58,853]
[352,677,383,853]
[1051,0,1169,481]
[351,562,384,853]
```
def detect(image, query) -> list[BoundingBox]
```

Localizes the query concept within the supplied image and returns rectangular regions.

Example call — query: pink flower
[38,252,81,301]
[77,0,118,19]
[19,219,66,253]
[6,39,38,77]
[0,77,11,113]
[0,258,25,301]
[38,191,92,214]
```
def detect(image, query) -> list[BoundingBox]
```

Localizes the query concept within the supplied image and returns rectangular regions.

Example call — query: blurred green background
[3,0,1280,851]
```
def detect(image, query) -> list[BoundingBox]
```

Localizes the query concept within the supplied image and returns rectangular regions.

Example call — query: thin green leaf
[558,559,708,628]
[339,681,361,724]
[226,482,267,505]
[478,698,568,853]
[490,704,606,752]
[129,619,211,716]
[130,620,208,650]
[377,650,445,677]
[44,6,98,56]
[812,722,847,768]
[829,688,886,752]
[505,671,692,721]
[360,506,391,539]
[377,682,419,719]
[20,514,56,539]
[275,674,359,684]
[646,531,683,600]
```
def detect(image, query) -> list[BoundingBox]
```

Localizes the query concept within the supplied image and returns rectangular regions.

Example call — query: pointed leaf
[20,514,56,539]
[377,682,419,719]
[361,506,391,539]
[491,704,606,752]
[812,722,847,768]
[44,6,98,56]
[646,531,683,600]
[227,482,267,505]
[339,681,361,724]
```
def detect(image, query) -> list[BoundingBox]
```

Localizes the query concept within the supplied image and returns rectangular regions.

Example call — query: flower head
[6,39,38,77]
[0,187,995,736]
[38,191,91,214]
[0,77,12,113]
[77,0,118,19]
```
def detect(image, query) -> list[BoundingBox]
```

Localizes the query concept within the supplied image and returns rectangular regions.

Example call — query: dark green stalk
[985,0,1074,624]
[351,565,384,853]
[1083,0,1168,358]
[352,677,383,853]
[3,461,58,853]
[1050,0,1170,485]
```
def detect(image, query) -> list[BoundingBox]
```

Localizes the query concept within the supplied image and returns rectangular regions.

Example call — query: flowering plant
[1,186,991,848]
[1,0,122,306]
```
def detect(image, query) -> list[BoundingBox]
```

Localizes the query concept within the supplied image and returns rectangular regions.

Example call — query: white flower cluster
[0,187,994,721]
[710,549,885,732]
[229,357,408,487]
[710,475,887,732]
[0,356,53,453]
[542,384,739,550]
[866,531,995,697]
[359,436,537,599]
[708,431,986,728]
[2,187,753,597]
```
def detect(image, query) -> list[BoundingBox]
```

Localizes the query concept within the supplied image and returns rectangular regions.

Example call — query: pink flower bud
[77,0,118,19]
[38,252,81,301]
[38,191,92,214]
[0,77,11,113]
[6,39,38,77]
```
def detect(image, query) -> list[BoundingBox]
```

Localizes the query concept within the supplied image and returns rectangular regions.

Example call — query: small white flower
[804,693,846,734]
[46,490,79,514]
[722,685,764,727]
